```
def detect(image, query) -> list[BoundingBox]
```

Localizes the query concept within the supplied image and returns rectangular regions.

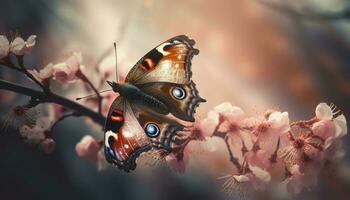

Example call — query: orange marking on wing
[145,58,154,69]
[111,115,123,122]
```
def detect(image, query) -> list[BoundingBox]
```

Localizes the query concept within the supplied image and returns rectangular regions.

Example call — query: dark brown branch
[0,79,105,126]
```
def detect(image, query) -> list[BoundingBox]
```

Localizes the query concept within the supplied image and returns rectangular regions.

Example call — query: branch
[224,136,242,170]
[51,112,82,131]
[0,79,106,126]
[16,56,50,93]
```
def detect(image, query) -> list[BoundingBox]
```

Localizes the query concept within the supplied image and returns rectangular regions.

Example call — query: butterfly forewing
[125,35,198,84]
[138,81,206,122]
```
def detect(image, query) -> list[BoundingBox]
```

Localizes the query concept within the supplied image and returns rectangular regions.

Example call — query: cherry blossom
[257,111,290,156]
[247,165,271,190]
[0,35,10,59]
[219,165,271,193]
[52,52,83,84]
[245,149,271,169]
[280,163,319,195]
[10,35,37,55]
[312,103,347,148]
[28,63,54,82]
[19,117,51,145]
[75,135,102,163]
[214,102,245,133]
[1,105,37,132]
[278,124,325,165]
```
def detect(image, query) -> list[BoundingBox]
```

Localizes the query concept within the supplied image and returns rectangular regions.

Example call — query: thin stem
[224,136,242,170]
[0,79,105,126]
[16,55,50,93]
[76,70,102,114]
[51,112,81,131]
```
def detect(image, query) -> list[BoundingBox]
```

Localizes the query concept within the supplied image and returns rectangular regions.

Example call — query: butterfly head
[107,80,141,98]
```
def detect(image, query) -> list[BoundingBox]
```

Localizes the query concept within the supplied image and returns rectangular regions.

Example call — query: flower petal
[0,35,10,58]
[249,165,271,183]
[315,103,332,120]
[10,37,26,55]
[334,114,347,138]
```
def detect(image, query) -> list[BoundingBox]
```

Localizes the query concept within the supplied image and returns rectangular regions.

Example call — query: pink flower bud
[40,138,56,154]
[75,135,101,163]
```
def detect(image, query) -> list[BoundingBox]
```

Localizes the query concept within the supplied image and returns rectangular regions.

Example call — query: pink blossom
[333,114,347,138]
[245,149,271,169]
[10,35,37,55]
[315,103,333,120]
[52,52,83,84]
[312,103,347,148]
[39,138,56,154]
[214,102,245,132]
[278,125,324,165]
[0,35,10,59]
[19,117,51,145]
[220,166,271,192]
[258,111,290,155]
[247,165,271,190]
[28,63,54,82]
[75,135,102,163]
[312,120,336,148]
[280,163,319,195]
[199,113,220,137]
[181,116,219,141]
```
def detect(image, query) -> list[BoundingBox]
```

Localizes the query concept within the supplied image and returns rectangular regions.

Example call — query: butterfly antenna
[114,42,118,83]
[76,89,113,100]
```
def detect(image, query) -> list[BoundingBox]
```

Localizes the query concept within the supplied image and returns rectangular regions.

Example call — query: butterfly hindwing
[125,35,199,84]
[131,103,185,151]
[104,97,185,172]
[138,81,206,122]
[104,97,152,172]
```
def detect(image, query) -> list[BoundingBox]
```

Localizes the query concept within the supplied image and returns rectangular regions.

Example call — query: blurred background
[0,0,349,199]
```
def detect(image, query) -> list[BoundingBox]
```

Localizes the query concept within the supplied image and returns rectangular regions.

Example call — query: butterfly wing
[104,97,185,172]
[131,103,185,152]
[104,97,151,172]
[125,35,198,84]
[138,81,205,122]
[124,35,205,121]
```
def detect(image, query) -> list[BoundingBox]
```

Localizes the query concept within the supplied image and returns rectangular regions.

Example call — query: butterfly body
[107,81,169,115]
[104,35,205,172]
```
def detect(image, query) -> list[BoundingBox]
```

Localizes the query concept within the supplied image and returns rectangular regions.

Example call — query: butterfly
[104,35,206,172]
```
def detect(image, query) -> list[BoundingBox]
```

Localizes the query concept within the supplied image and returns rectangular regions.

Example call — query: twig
[224,136,242,170]
[76,70,103,114]
[0,79,105,126]
[51,112,82,131]
[16,55,51,93]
